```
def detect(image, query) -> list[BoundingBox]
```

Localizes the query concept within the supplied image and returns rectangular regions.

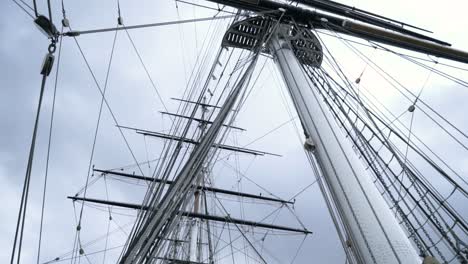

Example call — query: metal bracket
[279,24,323,67]
[222,16,273,52]
[223,16,323,67]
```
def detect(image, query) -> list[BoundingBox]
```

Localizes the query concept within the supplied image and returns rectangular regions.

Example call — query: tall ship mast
[3,0,468,263]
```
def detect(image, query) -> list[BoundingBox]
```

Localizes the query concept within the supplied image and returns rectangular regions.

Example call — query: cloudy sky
[1,0,467,263]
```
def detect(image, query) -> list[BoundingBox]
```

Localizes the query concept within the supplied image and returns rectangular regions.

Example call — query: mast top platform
[222,16,323,67]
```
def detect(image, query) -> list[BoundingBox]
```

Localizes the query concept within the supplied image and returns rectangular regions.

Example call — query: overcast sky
[1,0,468,263]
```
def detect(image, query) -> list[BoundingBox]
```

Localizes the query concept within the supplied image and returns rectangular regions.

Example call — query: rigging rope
[74,24,120,260]
[399,68,434,195]
[71,35,145,175]
[327,25,468,148]
[11,38,57,264]
[101,176,112,264]
[122,26,170,113]
[316,29,468,73]
[317,24,468,194]
[11,0,35,19]
[175,0,239,15]
[32,0,38,16]
[37,26,64,264]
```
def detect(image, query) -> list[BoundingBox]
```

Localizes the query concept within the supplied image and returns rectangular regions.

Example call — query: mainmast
[270,24,420,263]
